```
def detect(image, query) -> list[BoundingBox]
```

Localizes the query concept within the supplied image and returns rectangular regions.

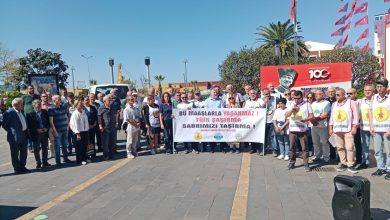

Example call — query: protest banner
[173,108,266,143]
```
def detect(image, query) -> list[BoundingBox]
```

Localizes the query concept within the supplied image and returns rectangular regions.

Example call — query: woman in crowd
[143,95,161,155]
[225,95,241,153]
[69,99,89,165]
[159,92,174,154]
[83,95,98,160]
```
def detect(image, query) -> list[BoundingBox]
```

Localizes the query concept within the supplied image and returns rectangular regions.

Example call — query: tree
[219,47,278,94]
[154,75,165,94]
[314,47,382,90]
[190,80,198,91]
[89,79,97,86]
[255,20,308,60]
[122,76,137,90]
[14,48,69,90]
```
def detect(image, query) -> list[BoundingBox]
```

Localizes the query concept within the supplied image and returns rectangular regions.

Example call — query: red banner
[260,63,352,91]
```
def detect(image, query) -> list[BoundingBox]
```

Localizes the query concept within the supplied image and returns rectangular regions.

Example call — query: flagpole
[294,0,298,64]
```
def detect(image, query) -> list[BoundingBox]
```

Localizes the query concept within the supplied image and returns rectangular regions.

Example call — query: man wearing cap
[275,68,297,96]
[370,79,390,179]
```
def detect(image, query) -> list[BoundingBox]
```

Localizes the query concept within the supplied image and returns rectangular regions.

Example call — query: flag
[351,0,358,11]
[345,10,354,20]
[361,42,370,52]
[290,0,296,23]
[342,35,349,46]
[335,15,347,25]
[355,15,368,27]
[334,38,343,49]
[356,28,369,42]
[354,2,368,15]
[385,0,390,3]
[331,27,345,36]
[337,3,349,13]
[343,21,351,31]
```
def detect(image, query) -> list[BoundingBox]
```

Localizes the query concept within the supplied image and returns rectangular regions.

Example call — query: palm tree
[154,75,165,95]
[190,80,198,91]
[255,20,308,60]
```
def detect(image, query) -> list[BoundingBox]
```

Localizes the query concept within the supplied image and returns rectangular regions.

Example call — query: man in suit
[2,98,31,174]
[26,99,51,169]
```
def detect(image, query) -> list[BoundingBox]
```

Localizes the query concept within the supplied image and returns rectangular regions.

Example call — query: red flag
[355,15,368,27]
[342,35,349,46]
[356,29,369,42]
[335,15,347,25]
[337,3,349,13]
[343,21,351,31]
[354,2,368,15]
[331,27,345,36]
[351,0,358,11]
[345,10,354,20]
[385,0,390,3]
[334,38,343,49]
[361,42,370,52]
[290,0,296,23]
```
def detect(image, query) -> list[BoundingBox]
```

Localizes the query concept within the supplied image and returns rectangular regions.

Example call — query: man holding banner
[203,87,224,153]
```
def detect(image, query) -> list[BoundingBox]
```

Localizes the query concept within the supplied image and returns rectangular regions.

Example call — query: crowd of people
[3,79,390,180]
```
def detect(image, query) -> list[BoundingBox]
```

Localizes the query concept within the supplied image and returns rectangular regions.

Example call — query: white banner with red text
[173,108,266,143]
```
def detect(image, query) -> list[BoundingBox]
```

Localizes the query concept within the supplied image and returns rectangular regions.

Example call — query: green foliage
[14,48,69,90]
[255,20,308,60]
[5,90,24,108]
[219,47,277,94]
[314,47,382,90]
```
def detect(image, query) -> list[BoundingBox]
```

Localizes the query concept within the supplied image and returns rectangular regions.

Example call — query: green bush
[5,90,25,109]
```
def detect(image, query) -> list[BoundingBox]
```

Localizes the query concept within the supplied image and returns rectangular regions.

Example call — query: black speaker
[332,175,370,220]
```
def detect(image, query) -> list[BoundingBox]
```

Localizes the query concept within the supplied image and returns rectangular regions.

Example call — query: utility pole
[109,58,114,84]
[183,59,188,88]
[81,55,93,86]
[70,66,75,93]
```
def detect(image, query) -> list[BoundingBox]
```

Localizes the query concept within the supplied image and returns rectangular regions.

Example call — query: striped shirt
[48,104,69,132]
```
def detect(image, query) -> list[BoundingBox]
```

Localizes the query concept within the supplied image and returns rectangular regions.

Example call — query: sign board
[28,74,59,95]
[260,62,352,93]
[173,108,266,143]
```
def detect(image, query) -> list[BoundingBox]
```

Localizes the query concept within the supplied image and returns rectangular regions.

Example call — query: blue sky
[0,0,387,88]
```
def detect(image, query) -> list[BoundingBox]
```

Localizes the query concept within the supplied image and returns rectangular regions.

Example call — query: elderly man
[358,84,374,170]
[27,100,51,169]
[204,87,224,153]
[310,90,331,163]
[123,95,142,159]
[242,85,252,101]
[142,87,162,106]
[223,84,244,107]
[95,93,104,107]
[98,95,118,160]
[259,88,278,156]
[370,79,390,179]
[329,88,359,174]
[326,87,337,160]
[48,95,72,166]
[347,87,363,169]
[3,98,30,174]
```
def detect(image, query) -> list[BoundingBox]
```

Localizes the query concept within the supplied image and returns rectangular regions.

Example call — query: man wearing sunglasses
[329,88,359,174]
[286,90,314,172]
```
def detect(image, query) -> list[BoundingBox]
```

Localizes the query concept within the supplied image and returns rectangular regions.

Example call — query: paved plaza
[0,129,390,220]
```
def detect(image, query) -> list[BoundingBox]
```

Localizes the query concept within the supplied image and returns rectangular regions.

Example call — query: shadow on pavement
[0,205,36,220]
[371,208,390,220]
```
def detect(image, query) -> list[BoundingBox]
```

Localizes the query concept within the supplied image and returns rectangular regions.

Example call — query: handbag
[122,122,128,131]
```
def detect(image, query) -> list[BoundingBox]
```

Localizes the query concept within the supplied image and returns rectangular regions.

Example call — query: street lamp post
[70,66,75,93]
[145,57,151,88]
[81,55,93,86]
[109,58,114,84]
[183,59,188,88]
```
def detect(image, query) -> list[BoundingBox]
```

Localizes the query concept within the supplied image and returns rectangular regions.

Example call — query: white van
[89,84,130,100]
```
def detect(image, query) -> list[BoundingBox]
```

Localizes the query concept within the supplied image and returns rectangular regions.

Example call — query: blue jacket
[2,108,26,144]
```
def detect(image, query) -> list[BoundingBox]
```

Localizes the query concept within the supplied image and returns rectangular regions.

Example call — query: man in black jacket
[26,99,51,169]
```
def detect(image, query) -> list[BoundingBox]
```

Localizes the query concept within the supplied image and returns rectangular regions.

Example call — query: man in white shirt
[259,88,278,156]
[222,84,244,107]
[123,95,142,159]
[286,90,314,172]
[177,93,199,153]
